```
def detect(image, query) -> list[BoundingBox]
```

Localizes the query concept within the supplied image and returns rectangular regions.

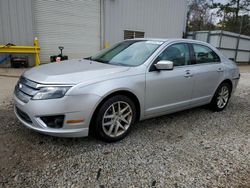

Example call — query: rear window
[193,44,220,64]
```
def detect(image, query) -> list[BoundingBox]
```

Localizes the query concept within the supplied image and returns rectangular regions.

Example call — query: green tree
[211,0,250,35]
[186,0,216,32]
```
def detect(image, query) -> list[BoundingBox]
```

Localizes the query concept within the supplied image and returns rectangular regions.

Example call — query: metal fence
[187,30,250,63]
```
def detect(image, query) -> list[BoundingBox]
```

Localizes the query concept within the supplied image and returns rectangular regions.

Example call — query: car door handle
[184,74,193,78]
[217,68,224,72]
[184,71,193,78]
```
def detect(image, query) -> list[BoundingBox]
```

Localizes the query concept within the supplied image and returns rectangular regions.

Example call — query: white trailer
[187,30,250,63]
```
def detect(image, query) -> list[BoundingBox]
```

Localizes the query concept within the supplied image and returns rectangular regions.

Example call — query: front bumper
[13,93,101,137]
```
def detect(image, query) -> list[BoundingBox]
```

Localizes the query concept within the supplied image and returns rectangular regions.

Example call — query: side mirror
[155,60,174,70]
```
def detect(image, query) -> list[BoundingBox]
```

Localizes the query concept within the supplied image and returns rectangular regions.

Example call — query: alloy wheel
[102,101,133,137]
[217,85,229,109]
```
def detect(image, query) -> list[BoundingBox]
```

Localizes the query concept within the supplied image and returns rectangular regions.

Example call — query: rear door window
[193,44,220,64]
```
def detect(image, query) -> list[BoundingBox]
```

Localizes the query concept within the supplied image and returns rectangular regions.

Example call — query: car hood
[23,59,130,84]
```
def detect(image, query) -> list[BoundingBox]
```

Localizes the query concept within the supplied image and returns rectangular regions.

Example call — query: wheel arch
[89,90,141,134]
[220,79,233,92]
[210,78,233,104]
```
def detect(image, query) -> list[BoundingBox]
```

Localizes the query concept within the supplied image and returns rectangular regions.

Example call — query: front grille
[15,107,32,124]
[15,77,40,103]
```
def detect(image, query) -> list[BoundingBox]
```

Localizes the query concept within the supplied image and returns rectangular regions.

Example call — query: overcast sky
[213,0,228,3]
[209,0,250,24]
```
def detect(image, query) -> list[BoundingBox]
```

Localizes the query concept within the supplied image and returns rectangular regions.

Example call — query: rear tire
[92,95,137,142]
[210,82,231,112]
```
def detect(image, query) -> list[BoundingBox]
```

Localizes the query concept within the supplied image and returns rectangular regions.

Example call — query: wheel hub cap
[217,86,229,108]
[102,101,132,137]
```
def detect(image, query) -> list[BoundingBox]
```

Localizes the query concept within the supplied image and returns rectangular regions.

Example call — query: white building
[0,0,188,65]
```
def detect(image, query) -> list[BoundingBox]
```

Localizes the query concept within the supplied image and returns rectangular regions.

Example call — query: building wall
[32,0,101,62]
[104,0,188,47]
[0,0,34,67]
[1,0,188,66]
[0,0,33,45]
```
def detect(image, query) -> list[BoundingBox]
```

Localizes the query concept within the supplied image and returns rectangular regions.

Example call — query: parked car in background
[13,39,240,142]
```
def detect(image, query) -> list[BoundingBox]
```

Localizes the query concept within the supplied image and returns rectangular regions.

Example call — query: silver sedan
[13,39,240,142]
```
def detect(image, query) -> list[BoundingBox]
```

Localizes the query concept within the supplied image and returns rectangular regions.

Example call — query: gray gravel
[0,73,250,187]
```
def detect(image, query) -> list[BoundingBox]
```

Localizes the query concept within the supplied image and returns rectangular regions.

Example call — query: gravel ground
[0,77,18,109]
[0,72,250,187]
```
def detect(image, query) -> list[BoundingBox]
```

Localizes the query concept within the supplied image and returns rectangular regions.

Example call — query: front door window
[155,43,190,66]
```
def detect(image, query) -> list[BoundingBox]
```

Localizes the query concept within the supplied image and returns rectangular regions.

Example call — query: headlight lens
[32,86,71,100]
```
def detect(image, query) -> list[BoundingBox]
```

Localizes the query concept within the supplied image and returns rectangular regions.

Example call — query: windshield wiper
[110,62,130,67]
[84,56,107,64]
[84,56,92,60]
[92,58,109,64]
[85,57,128,66]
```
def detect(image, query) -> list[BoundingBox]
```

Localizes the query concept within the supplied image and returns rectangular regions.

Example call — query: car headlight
[32,86,71,100]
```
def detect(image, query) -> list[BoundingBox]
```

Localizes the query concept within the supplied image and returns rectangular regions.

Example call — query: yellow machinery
[0,38,40,66]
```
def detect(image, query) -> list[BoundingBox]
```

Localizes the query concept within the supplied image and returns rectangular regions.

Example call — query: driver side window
[156,43,190,67]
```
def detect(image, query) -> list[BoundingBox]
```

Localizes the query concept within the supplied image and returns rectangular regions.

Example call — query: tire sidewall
[94,95,137,142]
[211,83,231,111]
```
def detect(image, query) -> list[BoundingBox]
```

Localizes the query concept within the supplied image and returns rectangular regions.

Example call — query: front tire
[210,82,231,112]
[93,95,137,142]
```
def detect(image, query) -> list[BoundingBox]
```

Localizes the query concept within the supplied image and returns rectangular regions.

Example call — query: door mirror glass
[155,60,173,70]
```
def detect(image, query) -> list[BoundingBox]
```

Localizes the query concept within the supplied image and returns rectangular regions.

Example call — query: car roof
[127,38,219,50]
[129,38,209,45]
[131,38,226,59]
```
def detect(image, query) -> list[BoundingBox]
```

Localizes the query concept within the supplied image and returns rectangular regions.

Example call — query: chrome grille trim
[19,76,39,89]
[15,86,31,103]
[18,82,38,96]
[15,77,40,103]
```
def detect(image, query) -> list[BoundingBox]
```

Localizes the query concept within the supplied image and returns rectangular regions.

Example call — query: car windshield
[90,40,162,66]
